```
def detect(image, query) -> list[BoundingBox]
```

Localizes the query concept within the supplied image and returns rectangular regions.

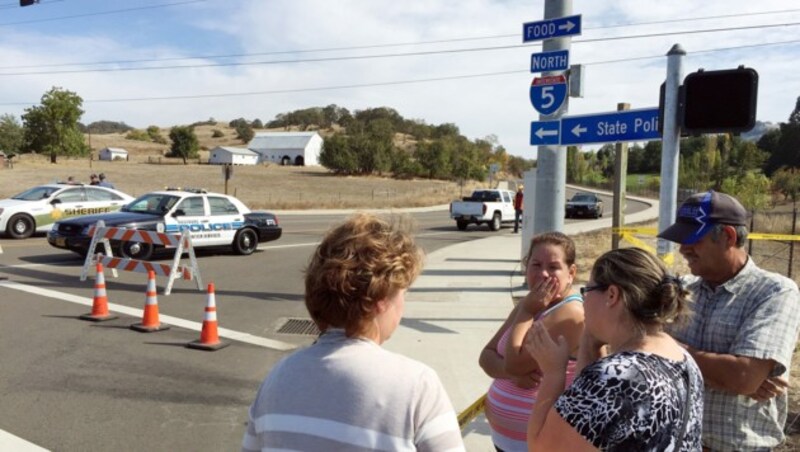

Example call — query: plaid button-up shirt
[671,258,800,451]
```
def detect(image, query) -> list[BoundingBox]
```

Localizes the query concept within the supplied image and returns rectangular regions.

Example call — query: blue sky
[1,0,799,158]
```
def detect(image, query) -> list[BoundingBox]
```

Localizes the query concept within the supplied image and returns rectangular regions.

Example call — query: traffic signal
[681,66,758,135]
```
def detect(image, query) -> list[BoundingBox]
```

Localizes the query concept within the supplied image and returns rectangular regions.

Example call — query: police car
[47,188,282,259]
[0,183,134,239]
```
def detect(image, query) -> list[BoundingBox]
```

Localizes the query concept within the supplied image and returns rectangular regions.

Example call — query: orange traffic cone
[80,262,118,322]
[131,271,170,332]
[187,283,229,351]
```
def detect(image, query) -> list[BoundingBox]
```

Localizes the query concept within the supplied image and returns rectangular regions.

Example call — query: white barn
[208,146,259,165]
[248,131,323,166]
[99,147,128,161]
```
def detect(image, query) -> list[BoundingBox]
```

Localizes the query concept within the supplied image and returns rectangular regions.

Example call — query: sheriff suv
[47,188,282,259]
[565,192,604,219]
[0,183,134,239]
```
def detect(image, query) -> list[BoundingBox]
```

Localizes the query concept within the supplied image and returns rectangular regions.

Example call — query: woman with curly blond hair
[242,213,464,452]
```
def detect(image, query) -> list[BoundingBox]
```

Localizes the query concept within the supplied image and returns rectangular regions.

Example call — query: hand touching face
[526,243,576,305]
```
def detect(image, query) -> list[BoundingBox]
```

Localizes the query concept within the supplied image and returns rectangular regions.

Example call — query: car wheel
[6,214,35,239]
[456,220,468,231]
[119,241,154,260]
[489,213,501,231]
[233,229,258,255]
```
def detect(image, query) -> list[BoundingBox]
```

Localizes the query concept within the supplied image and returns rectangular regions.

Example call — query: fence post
[789,207,797,280]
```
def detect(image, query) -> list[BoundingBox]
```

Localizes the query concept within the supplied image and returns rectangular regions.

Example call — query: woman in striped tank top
[480,232,585,452]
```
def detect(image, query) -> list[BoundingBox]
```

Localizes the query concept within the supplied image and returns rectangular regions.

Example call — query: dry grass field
[0,155,487,211]
[1,122,486,210]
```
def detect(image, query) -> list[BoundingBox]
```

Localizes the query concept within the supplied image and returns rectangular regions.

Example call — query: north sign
[522,15,582,42]
[530,49,569,73]
[530,75,567,116]
[560,108,660,145]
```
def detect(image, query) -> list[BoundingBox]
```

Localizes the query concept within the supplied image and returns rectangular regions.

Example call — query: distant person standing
[89,173,99,185]
[98,173,115,189]
[513,185,524,233]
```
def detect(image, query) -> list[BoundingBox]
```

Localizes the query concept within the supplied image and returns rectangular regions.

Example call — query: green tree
[0,114,24,154]
[168,126,199,164]
[251,118,263,129]
[772,167,800,204]
[22,87,88,163]
[721,172,771,211]
[319,133,357,174]
[236,121,255,143]
[146,125,167,144]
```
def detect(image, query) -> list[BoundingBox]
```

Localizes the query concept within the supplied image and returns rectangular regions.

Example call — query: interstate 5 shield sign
[530,75,567,116]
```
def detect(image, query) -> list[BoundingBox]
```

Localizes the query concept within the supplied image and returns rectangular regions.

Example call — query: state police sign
[530,75,567,116]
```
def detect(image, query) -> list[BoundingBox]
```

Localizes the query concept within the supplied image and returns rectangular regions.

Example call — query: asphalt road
[0,192,648,451]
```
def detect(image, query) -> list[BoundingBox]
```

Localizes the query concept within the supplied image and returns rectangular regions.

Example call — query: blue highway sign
[530,49,569,73]
[523,15,582,42]
[560,108,660,145]
[530,75,567,116]
[530,120,561,146]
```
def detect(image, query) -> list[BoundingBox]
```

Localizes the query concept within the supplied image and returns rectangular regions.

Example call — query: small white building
[248,131,323,166]
[99,147,129,161]
[208,146,259,165]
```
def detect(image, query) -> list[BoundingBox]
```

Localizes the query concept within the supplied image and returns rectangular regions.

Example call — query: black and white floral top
[554,350,704,451]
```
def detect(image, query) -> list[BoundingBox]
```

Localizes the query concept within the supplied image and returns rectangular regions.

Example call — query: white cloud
[0,0,798,158]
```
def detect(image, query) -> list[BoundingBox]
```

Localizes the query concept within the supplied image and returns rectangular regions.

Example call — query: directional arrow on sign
[559,20,577,33]
[535,127,558,139]
[530,120,561,146]
[570,124,587,137]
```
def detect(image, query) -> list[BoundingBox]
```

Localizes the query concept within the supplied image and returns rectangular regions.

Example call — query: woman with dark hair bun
[525,247,704,451]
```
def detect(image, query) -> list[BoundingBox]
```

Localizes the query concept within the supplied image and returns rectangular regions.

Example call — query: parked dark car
[47,188,281,259]
[565,192,604,219]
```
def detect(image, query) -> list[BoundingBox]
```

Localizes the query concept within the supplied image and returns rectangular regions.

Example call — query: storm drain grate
[276,318,320,336]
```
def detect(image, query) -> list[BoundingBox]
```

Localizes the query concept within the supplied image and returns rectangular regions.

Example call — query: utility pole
[657,44,685,259]
[612,102,630,249]
[534,0,572,235]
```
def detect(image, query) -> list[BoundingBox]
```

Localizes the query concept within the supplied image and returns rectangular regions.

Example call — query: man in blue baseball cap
[661,190,800,451]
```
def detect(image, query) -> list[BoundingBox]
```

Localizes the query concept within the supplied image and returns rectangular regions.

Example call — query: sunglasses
[580,284,608,296]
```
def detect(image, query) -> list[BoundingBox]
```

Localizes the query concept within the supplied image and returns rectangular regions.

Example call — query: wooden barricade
[79,220,202,295]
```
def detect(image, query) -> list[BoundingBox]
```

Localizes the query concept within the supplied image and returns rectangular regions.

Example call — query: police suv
[47,188,282,260]
[0,183,134,239]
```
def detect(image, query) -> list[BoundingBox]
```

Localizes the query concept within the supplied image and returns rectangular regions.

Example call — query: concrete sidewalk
[384,195,660,451]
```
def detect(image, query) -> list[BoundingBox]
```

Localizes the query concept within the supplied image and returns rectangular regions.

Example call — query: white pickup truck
[449,189,516,231]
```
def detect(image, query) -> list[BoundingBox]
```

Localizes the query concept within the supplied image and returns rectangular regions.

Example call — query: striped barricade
[80,220,202,295]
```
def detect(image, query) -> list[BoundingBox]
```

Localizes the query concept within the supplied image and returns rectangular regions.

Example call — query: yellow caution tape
[619,232,656,254]
[618,232,674,266]
[749,232,800,242]
[612,227,658,235]
[614,228,800,242]
[458,393,487,430]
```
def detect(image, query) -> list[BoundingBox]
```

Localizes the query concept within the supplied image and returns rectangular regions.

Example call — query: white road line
[0,429,49,451]
[259,241,320,250]
[0,280,296,352]
[0,263,74,269]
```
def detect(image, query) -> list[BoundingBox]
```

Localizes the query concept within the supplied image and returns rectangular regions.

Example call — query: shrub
[212,129,224,138]
[126,129,150,141]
